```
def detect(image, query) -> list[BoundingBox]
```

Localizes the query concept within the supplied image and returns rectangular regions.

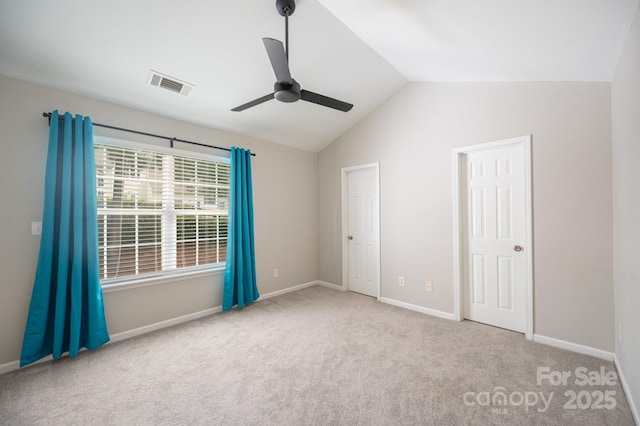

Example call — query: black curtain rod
[42,112,255,156]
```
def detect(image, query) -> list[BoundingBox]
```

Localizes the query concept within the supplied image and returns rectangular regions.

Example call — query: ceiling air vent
[147,70,194,96]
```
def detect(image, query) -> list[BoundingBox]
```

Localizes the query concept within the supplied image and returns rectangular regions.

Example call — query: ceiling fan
[231,0,353,113]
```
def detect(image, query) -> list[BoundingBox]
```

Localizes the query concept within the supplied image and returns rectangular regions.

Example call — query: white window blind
[95,141,230,282]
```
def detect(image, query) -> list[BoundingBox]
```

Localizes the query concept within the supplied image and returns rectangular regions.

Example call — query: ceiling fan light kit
[231,0,353,113]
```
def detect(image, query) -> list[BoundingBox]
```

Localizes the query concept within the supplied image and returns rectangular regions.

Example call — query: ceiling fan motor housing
[276,0,295,16]
[274,80,301,103]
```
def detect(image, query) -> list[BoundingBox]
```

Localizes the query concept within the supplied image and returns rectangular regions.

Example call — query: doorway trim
[341,162,381,299]
[452,135,533,340]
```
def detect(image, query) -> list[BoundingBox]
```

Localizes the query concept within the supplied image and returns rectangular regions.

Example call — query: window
[95,138,230,282]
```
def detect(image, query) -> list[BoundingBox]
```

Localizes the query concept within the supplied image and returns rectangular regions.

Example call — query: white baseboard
[378,297,456,321]
[532,334,614,361]
[0,358,41,375]
[0,360,18,375]
[317,281,343,291]
[0,305,224,376]
[109,306,222,343]
[0,280,324,376]
[115,281,324,343]
[614,354,639,426]
[259,280,319,301]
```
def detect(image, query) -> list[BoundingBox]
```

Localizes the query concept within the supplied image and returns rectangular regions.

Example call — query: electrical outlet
[425,281,432,292]
[273,268,279,278]
[31,221,42,236]
[399,276,405,287]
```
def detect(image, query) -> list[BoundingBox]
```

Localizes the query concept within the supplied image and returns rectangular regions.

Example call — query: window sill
[101,266,225,294]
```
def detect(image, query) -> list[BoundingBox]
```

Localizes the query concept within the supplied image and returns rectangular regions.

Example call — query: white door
[464,144,527,332]
[343,165,379,297]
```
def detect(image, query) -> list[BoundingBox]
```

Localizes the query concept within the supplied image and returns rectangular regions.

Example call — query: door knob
[514,245,523,252]
[348,235,354,240]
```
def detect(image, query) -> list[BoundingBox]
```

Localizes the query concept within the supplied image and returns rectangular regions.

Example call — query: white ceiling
[319,0,640,82]
[1,0,638,152]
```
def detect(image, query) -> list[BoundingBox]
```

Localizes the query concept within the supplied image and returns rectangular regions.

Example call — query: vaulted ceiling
[1,0,638,152]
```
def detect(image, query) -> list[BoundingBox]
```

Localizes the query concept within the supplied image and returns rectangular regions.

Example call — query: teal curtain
[223,147,259,310]
[21,111,109,367]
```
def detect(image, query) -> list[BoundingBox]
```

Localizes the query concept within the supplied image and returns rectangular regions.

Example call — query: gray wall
[0,75,318,366]
[0,71,627,390]
[319,82,614,352]
[612,5,640,418]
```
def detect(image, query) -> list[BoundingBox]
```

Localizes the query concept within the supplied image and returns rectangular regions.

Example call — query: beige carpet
[0,286,635,425]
